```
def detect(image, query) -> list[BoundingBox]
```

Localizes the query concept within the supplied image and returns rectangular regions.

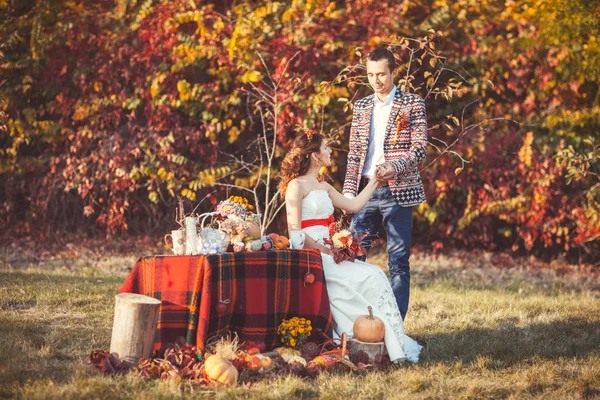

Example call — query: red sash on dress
[301,215,334,229]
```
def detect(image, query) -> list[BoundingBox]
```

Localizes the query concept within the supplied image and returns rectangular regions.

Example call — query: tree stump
[109,293,161,366]
[349,338,387,361]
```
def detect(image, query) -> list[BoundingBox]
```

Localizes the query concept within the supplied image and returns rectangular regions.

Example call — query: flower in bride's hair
[304,128,315,142]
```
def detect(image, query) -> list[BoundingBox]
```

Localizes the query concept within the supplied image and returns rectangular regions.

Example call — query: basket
[197,212,230,254]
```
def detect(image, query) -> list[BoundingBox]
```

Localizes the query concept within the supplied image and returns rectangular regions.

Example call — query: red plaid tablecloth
[118,249,332,352]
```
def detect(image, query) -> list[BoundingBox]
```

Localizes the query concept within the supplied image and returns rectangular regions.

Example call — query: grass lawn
[0,241,599,399]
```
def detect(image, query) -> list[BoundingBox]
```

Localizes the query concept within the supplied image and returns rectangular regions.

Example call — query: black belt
[359,176,389,190]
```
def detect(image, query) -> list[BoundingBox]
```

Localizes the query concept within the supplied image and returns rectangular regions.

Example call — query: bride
[278,130,422,363]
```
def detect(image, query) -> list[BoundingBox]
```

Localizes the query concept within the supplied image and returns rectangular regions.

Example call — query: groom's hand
[375,162,395,181]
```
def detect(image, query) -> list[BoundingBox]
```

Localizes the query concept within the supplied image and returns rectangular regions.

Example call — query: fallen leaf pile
[86,334,396,387]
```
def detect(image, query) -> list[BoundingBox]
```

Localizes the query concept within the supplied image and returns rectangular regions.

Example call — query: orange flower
[392,112,409,146]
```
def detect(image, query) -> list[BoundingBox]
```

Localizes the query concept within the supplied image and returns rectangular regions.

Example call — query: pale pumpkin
[286,355,307,366]
[203,355,238,385]
[246,239,263,252]
[260,355,273,370]
[273,347,301,362]
[245,221,261,237]
[353,306,385,342]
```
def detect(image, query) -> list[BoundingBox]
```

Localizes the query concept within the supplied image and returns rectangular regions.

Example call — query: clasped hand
[374,162,395,182]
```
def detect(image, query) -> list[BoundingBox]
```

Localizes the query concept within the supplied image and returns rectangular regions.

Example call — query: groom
[342,47,428,320]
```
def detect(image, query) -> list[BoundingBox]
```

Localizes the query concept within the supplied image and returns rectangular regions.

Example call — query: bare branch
[211,182,255,194]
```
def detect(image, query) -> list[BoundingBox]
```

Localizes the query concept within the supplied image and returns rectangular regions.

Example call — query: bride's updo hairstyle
[278,129,324,197]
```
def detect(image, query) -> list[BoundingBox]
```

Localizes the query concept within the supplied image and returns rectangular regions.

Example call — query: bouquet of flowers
[277,317,312,350]
[324,221,365,264]
[215,195,254,220]
[218,214,249,243]
[213,196,261,247]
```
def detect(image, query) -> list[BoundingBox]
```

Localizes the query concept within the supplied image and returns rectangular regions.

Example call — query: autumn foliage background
[1,0,598,263]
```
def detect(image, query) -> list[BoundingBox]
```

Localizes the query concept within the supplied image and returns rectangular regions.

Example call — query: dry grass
[0,244,599,399]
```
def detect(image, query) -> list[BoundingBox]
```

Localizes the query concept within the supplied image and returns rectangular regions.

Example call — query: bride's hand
[319,244,333,255]
[375,162,394,181]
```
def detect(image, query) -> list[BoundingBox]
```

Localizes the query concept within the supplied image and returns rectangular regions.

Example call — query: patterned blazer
[342,88,428,207]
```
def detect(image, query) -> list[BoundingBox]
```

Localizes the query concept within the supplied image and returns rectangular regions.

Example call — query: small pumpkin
[286,355,307,366]
[246,239,263,252]
[260,355,273,370]
[353,305,385,343]
[307,355,335,369]
[245,221,261,237]
[233,242,245,252]
[273,347,301,362]
[273,235,289,249]
[247,355,262,371]
[203,355,238,385]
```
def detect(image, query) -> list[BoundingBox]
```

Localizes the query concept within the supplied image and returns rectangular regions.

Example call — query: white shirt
[344,86,396,199]
[362,86,396,178]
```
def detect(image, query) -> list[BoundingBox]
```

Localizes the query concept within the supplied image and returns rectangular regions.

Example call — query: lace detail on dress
[302,190,335,221]
[301,190,335,246]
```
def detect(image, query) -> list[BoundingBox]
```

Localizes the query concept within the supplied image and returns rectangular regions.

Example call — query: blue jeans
[351,187,413,320]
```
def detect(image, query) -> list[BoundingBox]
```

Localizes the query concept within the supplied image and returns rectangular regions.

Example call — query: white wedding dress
[302,190,422,363]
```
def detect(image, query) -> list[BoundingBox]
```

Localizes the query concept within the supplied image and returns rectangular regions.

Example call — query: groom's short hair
[367,47,397,73]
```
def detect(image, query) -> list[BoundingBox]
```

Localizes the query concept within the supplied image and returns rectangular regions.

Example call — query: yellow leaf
[454,167,463,175]
[242,71,262,83]
[518,131,534,167]
[282,9,293,23]
[177,80,189,94]
[228,126,240,144]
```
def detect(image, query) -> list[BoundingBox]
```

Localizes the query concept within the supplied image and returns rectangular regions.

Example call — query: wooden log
[349,338,387,361]
[109,293,161,366]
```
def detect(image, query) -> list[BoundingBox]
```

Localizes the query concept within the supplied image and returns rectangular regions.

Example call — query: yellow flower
[291,330,297,336]
[290,338,296,347]
[298,328,305,334]
[281,338,284,342]
[307,320,311,325]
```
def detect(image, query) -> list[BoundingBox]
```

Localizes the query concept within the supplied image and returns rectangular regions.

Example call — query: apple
[215,302,228,314]
[304,273,315,284]
[261,241,272,251]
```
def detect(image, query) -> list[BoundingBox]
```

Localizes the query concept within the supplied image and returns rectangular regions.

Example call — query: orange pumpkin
[274,235,289,249]
[247,355,262,371]
[203,355,238,385]
[308,355,335,369]
[353,306,385,343]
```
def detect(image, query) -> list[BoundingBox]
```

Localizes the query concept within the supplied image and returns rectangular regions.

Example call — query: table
[118,249,333,352]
